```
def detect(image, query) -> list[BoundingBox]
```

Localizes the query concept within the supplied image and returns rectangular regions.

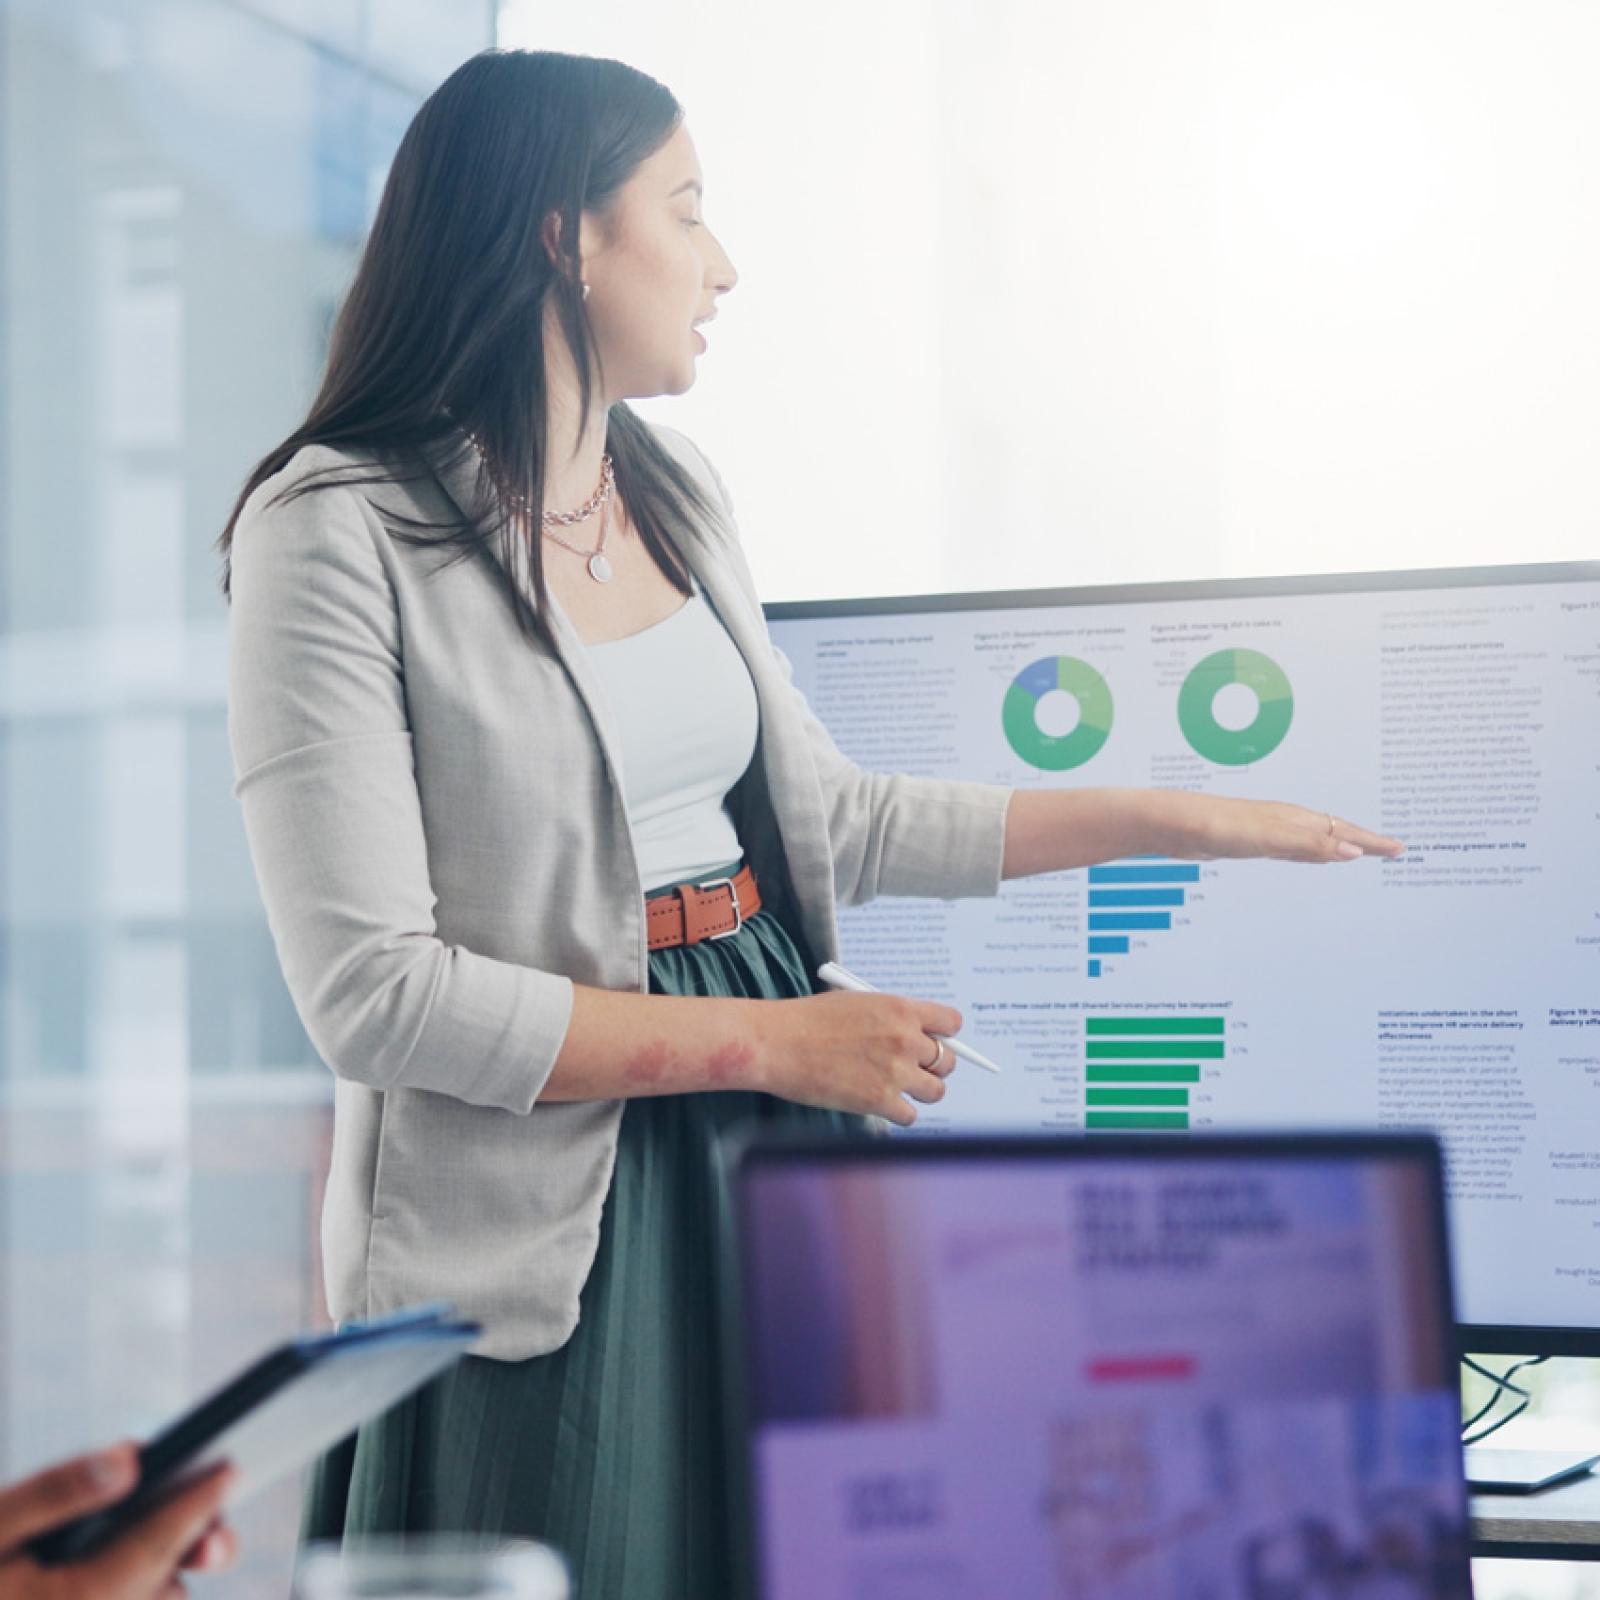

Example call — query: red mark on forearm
[706,1040,755,1088]
[622,1039,675,1088]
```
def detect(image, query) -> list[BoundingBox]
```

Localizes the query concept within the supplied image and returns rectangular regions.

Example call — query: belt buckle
[694,875,742,940]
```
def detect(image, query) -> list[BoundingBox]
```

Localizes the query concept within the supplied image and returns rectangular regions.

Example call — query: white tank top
[582,583,760,892]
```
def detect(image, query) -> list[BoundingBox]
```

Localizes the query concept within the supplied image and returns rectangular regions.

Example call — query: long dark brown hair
[216,48,719,643]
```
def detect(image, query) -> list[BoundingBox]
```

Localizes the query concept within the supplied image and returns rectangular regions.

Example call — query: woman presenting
[220,47,1400,1600]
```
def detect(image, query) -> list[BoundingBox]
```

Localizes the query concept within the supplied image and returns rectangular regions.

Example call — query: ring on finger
[1325,812,1338,838]
[919,1037,945,1071]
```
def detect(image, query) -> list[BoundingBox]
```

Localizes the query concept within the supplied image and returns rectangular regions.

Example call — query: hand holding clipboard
[23,1304,478,1571]
[0,1444,237,1595]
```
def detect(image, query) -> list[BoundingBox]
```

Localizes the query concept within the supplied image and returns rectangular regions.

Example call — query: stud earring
[581,281,590,301]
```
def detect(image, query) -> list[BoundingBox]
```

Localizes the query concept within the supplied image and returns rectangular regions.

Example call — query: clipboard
[27,1303,480,1567]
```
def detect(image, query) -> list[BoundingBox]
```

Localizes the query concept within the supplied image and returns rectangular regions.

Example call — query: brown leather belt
[646,864,761,952]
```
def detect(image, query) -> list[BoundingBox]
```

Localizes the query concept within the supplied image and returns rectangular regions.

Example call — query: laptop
[724,1132,1474,1600]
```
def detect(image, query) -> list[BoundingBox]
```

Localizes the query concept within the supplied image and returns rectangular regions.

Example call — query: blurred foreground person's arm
[0,1442,237,1599]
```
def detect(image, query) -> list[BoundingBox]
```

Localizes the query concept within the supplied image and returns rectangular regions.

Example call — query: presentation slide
[767,570,1600,1333]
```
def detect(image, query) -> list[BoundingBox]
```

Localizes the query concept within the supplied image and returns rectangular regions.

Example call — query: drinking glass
[293,1535,569,1599]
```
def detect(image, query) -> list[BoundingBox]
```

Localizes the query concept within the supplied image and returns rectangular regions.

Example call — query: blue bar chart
[1085,861,1204,978]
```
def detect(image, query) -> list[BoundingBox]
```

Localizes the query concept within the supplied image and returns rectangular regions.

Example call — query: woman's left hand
[1177,795,1402,864]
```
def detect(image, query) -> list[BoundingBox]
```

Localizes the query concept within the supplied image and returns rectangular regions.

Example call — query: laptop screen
[732,1135,1472,1600]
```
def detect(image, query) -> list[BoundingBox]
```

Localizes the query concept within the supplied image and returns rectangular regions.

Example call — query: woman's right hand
[753,991,963,1126]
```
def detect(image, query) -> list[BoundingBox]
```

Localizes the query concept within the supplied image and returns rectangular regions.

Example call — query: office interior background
[0,1,1596,1594]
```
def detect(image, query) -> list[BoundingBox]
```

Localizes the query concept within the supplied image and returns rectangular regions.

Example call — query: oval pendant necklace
[463,429,618,584]
[581,500,613,583]
[540,455,616,583]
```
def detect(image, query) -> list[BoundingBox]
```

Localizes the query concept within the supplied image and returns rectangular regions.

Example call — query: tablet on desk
[27,1303,480,1568]
[1465,1447,1600,1495]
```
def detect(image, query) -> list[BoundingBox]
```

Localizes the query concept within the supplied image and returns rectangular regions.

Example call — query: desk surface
[1473,1469,1600,1560]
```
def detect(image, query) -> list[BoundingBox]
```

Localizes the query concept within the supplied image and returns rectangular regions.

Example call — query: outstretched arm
[1001,786,1402,878]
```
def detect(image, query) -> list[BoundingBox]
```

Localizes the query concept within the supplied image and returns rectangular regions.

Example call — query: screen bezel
[721,1129,1471,1600]
[762,557,1600,1356]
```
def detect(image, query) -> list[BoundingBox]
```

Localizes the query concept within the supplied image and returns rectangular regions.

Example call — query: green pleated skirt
[299,865,861,1599]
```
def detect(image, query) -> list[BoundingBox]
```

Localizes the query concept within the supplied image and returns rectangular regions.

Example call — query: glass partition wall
[0,4,491,1591]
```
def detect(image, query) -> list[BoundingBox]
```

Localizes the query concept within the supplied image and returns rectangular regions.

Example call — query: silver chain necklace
[466,432,618,583]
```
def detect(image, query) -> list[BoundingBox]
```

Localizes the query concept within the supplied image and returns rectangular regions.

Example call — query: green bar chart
[1083,1015,1226,1131]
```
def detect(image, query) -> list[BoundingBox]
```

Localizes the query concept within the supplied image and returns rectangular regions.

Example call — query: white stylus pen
[816,962,1003,1075]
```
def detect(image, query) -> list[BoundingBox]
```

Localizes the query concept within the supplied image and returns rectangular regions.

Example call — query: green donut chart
[1177,648,1294,765]
[1002,655,1114,771]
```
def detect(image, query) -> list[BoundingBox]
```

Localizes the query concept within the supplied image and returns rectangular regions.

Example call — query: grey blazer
[227,422,1011,1360]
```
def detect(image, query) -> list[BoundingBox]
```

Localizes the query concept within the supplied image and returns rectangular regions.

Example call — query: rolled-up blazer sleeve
[226,462,574,1111]
[676,435,1014,908]
[764,637,1012,906]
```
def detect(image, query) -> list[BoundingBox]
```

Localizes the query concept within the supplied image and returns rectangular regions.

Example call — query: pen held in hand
[816,963,1003,1075]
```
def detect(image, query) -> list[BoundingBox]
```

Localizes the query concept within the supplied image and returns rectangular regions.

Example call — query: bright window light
[499,2,1600,602]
